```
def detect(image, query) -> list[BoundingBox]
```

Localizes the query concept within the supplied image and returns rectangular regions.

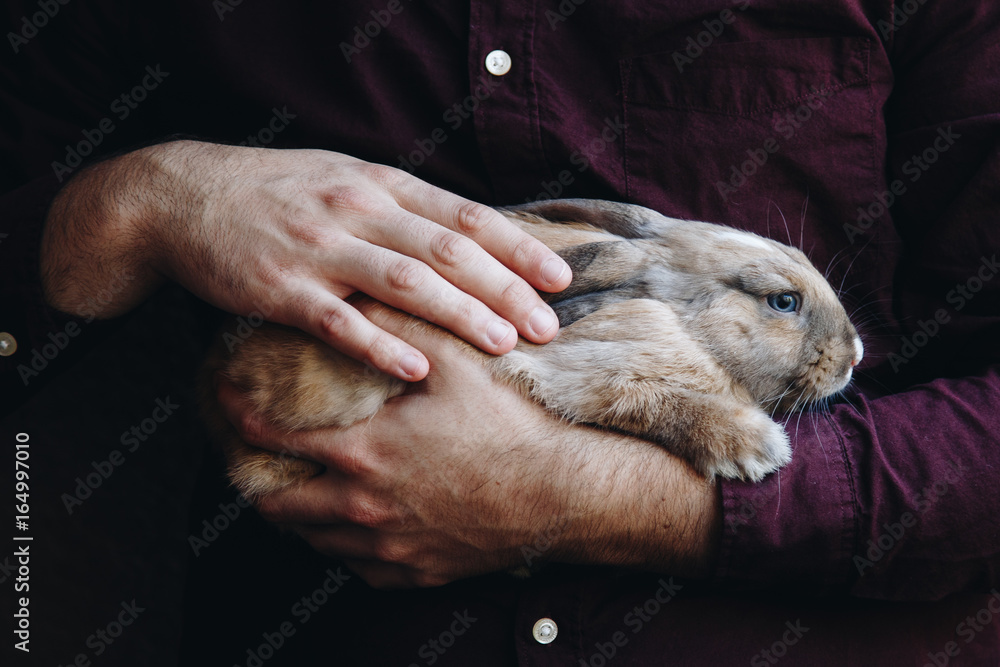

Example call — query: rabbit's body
[203,199,863,500]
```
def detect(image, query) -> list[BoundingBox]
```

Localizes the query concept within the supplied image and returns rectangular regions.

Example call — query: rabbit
[200,199,864,501]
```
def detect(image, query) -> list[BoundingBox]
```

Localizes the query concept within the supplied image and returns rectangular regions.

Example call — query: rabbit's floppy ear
[546,241,646,302]
[540,240,654,326]
[502,198,676,239]
[501,199,661,325]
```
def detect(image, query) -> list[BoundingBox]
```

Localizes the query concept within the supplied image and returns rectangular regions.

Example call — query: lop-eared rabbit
[202,199,863,500]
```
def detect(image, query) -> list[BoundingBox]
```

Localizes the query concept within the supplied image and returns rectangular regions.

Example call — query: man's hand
[40,141,571,380]
[215,298,721,588]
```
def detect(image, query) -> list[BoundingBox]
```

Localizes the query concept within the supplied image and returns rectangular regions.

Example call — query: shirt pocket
[619,36,875,223]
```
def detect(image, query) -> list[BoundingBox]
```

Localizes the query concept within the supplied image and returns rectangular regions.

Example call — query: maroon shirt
[2,1,999,665]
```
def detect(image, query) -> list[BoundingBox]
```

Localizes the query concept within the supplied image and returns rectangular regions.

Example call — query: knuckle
[371,537,412,565]
[453,201,497,237]
[342,495,393,529]
[321,185,379,216]
[386,258,426,293]
[284,208,327,246]
[257,261,296,291]
[509,234,542,269]
[359,162,407,190]
[430,231,476,268]
[327,442,375,478]
[362,336,396,370]
[238,411,270,446]
[496,276,536,314]
[446,295,480,330]
[318,302,354,340]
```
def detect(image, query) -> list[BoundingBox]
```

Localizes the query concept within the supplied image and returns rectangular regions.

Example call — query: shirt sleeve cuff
[712,411,858,593]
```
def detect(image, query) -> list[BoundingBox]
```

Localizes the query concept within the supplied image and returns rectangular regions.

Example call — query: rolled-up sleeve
[717,368,1000,600]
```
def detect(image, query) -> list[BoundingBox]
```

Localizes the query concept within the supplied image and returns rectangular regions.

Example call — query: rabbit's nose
[850,337,864,366]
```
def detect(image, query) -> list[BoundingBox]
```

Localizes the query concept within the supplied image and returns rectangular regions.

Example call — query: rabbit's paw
[699,411,791,483]
[228,445,323,501]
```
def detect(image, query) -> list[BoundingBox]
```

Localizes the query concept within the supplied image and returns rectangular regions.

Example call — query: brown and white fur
[201,199,863,500]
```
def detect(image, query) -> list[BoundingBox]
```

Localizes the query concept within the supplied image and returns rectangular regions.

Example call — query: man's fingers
[331,238,522,353]
[256,473,351,524]
[348,296,479,371]
[215,379,359,461]
[393,179,571,292]
[283,285,430,381]
[354,205,563,345]
[215,379,270,446]
[257,470,407,530]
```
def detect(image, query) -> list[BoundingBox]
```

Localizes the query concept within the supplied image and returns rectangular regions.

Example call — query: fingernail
[541,257,568,285]
[487,321,514,347]
[399,353,421,377]
[529,306,558,337]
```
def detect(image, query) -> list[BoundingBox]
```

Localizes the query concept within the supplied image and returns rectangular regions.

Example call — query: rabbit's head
[658,221,863,411]
[511,199,863,411]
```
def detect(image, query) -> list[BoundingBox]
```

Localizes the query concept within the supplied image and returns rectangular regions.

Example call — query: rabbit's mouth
[770,335,863,412]
[764,359,860,415]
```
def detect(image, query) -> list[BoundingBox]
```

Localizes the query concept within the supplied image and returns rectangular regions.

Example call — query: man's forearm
[545,424,722,577]
[40,148,164,318]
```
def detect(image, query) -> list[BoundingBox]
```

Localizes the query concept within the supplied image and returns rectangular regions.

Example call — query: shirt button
[0,332,16,356]
[532,617,558,644]
[485,49,512,76]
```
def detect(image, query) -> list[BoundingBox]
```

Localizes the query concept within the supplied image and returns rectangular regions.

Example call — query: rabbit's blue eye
[767,292,799,313]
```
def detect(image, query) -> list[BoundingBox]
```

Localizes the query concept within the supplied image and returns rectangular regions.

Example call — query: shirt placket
[467,1,553,203]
